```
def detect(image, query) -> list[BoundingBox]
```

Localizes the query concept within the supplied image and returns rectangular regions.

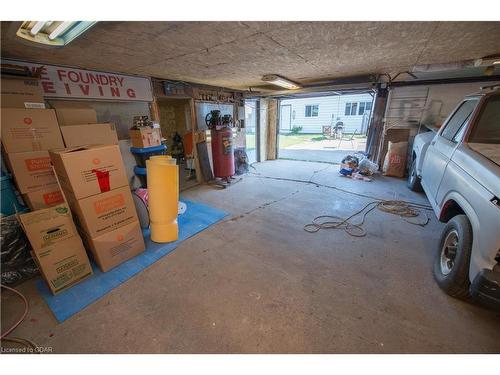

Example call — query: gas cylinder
[210,127,235,179]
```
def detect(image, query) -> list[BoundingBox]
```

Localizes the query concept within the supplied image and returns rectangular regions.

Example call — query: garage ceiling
[1,21,500,90]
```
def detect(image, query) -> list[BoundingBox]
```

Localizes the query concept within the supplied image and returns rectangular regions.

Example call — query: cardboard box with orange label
[0,108,64,153]
[65,186,138,238]
[129,127,162,148]
[80,220,145,272]
[1,76,45,109]
[22,184,64,210]
[60,123,118,148]
[49,145,128,200]
[4,150,58,193]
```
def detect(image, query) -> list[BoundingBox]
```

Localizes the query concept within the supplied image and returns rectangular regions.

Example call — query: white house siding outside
[279,93,373,134]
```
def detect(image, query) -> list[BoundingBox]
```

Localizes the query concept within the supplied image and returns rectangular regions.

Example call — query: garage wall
[258,98,269,162]
[385,80,500,129]
[423,82,500,124]
[266,99,278,160]
[379,80,500,167]
[158,99,191,150]
[48,100,151,140]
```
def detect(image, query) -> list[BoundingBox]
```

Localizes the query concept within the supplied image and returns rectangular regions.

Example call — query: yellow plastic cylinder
[147,157,179,243]
[149,155,177,165]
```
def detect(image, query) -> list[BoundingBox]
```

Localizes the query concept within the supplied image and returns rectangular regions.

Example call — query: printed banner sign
[2,59,153,102]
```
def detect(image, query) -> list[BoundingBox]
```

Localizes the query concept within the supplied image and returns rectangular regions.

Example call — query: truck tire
[407,158,423,192]
[433,214,473,299]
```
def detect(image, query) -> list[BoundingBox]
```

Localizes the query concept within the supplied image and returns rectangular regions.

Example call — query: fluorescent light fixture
[493,61,500,65]
[262,74,301,90]
[48,21,73,40]
[16,21,97,46]
[29,21,46,36]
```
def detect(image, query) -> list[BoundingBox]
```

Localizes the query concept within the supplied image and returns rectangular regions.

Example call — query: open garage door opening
[278,92,374,164]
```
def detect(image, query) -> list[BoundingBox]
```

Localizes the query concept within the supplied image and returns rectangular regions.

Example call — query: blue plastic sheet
[36,200,228,322]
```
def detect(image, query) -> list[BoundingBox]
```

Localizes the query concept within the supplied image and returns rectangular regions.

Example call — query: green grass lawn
[278,134,316,148]
[246,134,256,150]
[246,133,366,150]
[246,133,311,150]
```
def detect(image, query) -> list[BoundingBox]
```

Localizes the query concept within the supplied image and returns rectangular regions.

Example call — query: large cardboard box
[18,203,78,250]
[81,220,145,272]
[4,151,57,193]
[51,102,97,126]
[19,204,92,294]
[49,144,128,199]
[129,127,162,148]
[60,123,118,148]
[0,108,64,153]
[1,76,45,109]
[31,235,92,295]
[22,184,64,210]
[65,186,138,238]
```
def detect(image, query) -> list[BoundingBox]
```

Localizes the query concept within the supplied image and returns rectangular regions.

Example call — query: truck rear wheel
[433,214,473,299]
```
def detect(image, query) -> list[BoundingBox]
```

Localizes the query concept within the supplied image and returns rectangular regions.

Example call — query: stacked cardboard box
[18,203,93,294]
[51,102,119,148]
[1,75,65,210]
[1,75,46,109]
[49,144,145,272]
[129,126,162,148]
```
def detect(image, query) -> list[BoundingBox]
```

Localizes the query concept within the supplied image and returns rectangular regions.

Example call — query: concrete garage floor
[2,160,499,353]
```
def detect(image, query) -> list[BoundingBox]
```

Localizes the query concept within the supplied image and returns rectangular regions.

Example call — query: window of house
[345,102,358,116]
[305,105,319,117]
[358,101,372,115]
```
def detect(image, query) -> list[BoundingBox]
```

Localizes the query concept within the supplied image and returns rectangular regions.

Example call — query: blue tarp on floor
[36,200,228,323]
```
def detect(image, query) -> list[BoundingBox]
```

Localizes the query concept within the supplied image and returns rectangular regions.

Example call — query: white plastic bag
[358,158,379,175]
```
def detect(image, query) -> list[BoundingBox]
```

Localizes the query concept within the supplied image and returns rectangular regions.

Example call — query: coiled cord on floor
[1,284,39,352]
[304,200,429,237]
[1,284,29,339]
[246,172,431,237]
[247,173,433,210]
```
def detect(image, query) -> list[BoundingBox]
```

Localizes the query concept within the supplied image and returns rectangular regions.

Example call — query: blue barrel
[130,144,167,168]
[134,166,147,188]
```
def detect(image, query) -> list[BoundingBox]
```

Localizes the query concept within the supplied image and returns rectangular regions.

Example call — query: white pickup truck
[408,86,500,309]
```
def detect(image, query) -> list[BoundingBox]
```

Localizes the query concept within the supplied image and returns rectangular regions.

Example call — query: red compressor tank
[210,126,235,179]
[205,110,235,181]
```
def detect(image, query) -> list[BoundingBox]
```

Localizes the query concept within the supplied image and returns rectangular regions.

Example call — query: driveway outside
[278,133,367,164]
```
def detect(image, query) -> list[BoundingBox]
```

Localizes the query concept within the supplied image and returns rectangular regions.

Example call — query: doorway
[157,98,198,191]
[244,99,258,164]
[278,94,372,164]
[279,104,292,131]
